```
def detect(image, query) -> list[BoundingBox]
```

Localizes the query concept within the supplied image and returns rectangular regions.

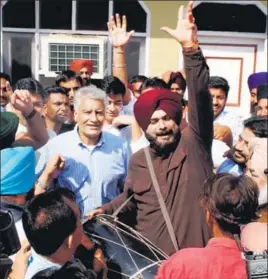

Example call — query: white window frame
[39,35,108,79]
[179,1,267,70]
[1,0,151,79]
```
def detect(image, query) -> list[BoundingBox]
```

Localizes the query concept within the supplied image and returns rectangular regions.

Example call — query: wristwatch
[36,179,47,190]
[24,108,36,120]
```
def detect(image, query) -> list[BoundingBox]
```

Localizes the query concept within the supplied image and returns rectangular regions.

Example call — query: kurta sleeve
[184,49,213,151]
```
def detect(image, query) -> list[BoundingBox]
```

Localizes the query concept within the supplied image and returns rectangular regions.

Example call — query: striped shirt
[35,126,130,216]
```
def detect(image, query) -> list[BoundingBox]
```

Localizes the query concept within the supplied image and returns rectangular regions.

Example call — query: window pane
[77,0,109,31]
[193,3,266,33]
[113,0,147,33]
[48,43,99,73]
[3,0,35,28]
[40,0,72,29]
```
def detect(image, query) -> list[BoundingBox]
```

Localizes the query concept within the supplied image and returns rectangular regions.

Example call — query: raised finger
[110,16,116,30]
[178,5,184,20]
[122,15,127,30]
[188,12,195,24]
[116,13,121,28]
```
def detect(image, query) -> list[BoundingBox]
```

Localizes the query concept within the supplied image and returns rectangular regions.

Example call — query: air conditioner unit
[39,34,108,79]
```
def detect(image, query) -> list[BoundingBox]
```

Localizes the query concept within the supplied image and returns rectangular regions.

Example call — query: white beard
[258,184,267,206]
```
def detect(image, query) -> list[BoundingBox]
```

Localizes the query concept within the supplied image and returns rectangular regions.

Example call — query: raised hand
[108,14,134,48]
[161,1,197,47]
[44,154,65,179]
[10,90,34,115]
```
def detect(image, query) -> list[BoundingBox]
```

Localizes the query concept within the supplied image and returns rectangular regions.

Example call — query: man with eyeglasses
[70,59,94,86]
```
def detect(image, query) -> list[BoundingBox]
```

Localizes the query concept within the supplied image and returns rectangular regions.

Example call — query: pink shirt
[155,238,247,279]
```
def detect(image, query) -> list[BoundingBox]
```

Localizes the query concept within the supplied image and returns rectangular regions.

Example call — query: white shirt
[214,110,244,142]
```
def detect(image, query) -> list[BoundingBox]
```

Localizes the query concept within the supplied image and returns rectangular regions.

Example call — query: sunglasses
[62,87,80,94]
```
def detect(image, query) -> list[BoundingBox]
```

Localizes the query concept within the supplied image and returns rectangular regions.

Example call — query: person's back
[155,173,260,279]
[156,238,246,279]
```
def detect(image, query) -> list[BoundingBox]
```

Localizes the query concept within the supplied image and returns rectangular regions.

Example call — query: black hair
[140,77,169,92]
[244,116,268,138]
[209,76,230,98]
[13,78,47,101]
[168,72,187,92]
[22,188,77,256]
[100,75,126,97]
[55,70,82,87]
[129,75,148,84]
[0,72,11,83]
[201,173,259,234]
[44,86,68,103]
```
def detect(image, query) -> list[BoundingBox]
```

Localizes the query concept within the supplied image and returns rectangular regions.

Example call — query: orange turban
[70,59,93,75]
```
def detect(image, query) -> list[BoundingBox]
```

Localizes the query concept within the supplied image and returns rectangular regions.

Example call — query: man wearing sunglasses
[55,70,82,107]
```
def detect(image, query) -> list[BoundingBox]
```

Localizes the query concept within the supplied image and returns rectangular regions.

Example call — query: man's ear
[67,233,74,249]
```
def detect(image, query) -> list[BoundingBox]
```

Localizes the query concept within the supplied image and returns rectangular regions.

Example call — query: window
[3,0,35,28]
[193,3,266,33]
[113,1,147,33]
[40,0,72,29]
[77,0,109,31]
[49,43,99,73]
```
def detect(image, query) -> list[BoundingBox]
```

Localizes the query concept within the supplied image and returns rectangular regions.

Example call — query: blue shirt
[25,249,61,279]
[35,127,130,216]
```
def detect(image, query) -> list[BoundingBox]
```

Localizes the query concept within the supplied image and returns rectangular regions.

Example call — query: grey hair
[73,85,108,109]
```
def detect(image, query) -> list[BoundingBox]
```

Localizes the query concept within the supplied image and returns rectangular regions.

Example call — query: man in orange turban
[70,59,93,86]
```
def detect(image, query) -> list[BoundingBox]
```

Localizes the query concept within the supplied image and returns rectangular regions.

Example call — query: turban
[70,59,93,75]
[0,112,19,150]
[257,84,268,101]
[134,89,182,132]
[241,222,267,252]
[247,72,268,91]
[1,146,35,195]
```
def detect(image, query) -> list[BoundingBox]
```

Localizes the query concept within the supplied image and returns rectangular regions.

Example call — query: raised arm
[11,90,49,149]
[161,1,213,149]
[108,14,134,105]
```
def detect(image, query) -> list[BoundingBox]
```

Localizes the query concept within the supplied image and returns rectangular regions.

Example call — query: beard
[82,78,91,86]
[145,130,181,157]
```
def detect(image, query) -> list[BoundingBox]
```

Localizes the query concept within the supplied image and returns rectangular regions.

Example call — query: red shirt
[155,238,247,279]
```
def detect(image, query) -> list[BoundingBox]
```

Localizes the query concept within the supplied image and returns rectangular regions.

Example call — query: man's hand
[44,154,65,179]
[214,124,233,147]
[161,1,197,47]
[108,14,134,48]
[10,90,34,116]
[112,115,134,128]
[9,240,32,279]
[86,208,105,219]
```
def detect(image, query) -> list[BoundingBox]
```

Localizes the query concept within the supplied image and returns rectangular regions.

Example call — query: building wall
[144,1,188,78]
[144,0,267,78]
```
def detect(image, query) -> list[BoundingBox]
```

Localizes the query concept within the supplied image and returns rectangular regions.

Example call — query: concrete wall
[144,1,188,78]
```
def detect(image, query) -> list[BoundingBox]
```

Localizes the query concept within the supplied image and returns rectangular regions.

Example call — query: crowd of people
[0,2,267,279]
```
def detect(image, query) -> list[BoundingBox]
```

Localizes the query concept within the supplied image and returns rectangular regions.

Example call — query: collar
[1,199,24,223]
[214,110,228,121]
[207,237,239,250]
[72,125,105,148]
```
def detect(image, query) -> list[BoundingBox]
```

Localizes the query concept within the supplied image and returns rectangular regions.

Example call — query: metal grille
[49,43,99,73]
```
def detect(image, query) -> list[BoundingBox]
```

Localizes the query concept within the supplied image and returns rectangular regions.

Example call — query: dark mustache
[156,130,173,136]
